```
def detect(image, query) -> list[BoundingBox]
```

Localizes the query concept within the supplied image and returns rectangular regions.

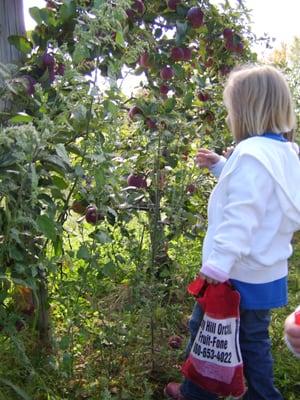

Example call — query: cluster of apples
[128,105,157,131]
[22,52,65,96]
[223,28,244,54]
[41,51,65,83]
[72,201,105,225]
[128,2,207,126]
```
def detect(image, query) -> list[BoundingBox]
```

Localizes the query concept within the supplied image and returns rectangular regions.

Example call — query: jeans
[180,303,283,400]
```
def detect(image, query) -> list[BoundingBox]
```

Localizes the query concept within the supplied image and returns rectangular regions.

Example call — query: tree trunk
[0,0,26,112]
[0,0,26,64]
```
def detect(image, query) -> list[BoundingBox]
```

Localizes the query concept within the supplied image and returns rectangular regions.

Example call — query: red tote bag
[181,277,246,399]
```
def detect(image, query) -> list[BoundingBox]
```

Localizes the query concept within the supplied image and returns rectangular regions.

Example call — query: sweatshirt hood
[224,137,300,231]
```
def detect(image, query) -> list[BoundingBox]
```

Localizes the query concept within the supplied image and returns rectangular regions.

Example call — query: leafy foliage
[3,1,296,399]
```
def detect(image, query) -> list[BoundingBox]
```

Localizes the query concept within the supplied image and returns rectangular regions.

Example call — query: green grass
[0,231,300,399]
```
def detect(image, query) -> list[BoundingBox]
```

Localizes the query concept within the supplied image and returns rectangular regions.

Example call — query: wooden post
[0,0,26,64]
[0,0,26,111]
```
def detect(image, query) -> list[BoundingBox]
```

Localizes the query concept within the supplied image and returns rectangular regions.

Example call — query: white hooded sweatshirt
[201,136,300,284]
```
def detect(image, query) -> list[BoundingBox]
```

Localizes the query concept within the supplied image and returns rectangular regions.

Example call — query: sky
[23,0,300,50]
[23,0,300,95]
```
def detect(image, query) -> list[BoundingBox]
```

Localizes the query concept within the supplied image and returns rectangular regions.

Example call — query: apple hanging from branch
[187,7,204,28]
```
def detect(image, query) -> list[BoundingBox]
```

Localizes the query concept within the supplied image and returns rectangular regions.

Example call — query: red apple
[160,66,174,80]
[71,200,88,215]
[85,205,104,224]
[146,118,157,130]
[204,111,214,123]
[133,0,145,14]
[225,37,234,51]
[126,0,145,19]
[128,106,143,120]
[127,174,147,188]
[167,0,181,10]
[46,0,57,9]
[139,52,150,68]
[223,28,233,39]
[23,75,36,95]
[197,90,209,102]
[205,57,214,68]
[182,47,192,61]
[42,52,55,67]
[160,84,169,95]
[234,41,244,54]
[187,7,204,28]
[168,335,183,349]
[220,65,231,76]
[170,47,184,61]
[55,63,65,76]
[186,183,196,194]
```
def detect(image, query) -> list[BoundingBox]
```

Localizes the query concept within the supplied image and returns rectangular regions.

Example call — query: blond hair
[223,65,296,142]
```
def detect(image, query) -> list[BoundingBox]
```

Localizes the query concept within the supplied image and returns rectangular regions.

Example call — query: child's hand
[285,310,300,354]
[199,272,220,285]
[195,148,220,168]
[222,146,235,159]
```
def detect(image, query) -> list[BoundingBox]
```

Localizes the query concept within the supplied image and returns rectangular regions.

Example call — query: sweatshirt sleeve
[209,156,226,178]
[201,155,274,281]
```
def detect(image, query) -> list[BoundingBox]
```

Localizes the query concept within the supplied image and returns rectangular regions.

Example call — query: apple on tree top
[127,173,147,189]
[167,0,181,10]
[160,66,174,81]
[160,84,170,95]
[85,205,105,224]
[139,52,150,68]
[182,47,192,61]
[145,118,157,130]
[197,90,210,102]
[170,47,185,61]
[22,75,36,95]
[126,0,145,20]
[223,28,234,39]
[42,52,55,68]
[128,106,143,120]
[187,7,204,28]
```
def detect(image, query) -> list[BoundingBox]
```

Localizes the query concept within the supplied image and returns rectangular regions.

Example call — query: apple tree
[0,0,257,363]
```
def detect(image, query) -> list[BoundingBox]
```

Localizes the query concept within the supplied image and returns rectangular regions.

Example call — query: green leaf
[77,245,90,260]
[60,1,76,22]
[102,261,118,278]
[0,153,17,168]
[36,215,56,241]
[59,335,70,350]
[175,21,188,45]
[72,44,90,64]
[55,144,70,167]
[9,246,24,261]
[74,165,85,177]
[52,175,68,190]
[183,91,194,107]
[43,155,69,174]
[93,0,106,8]
[95,169,105,189]
[31,163,39,192]
[9,113,33,124]
[0,378,32,400]
[91,231,112,244]
[29,7,43,24]
[8,35,32,54]
[115,31,125,47]
[163,97,176,113]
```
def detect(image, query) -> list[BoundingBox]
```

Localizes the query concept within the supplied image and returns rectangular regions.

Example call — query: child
[164,65,300,400]
[284,308,300,358]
